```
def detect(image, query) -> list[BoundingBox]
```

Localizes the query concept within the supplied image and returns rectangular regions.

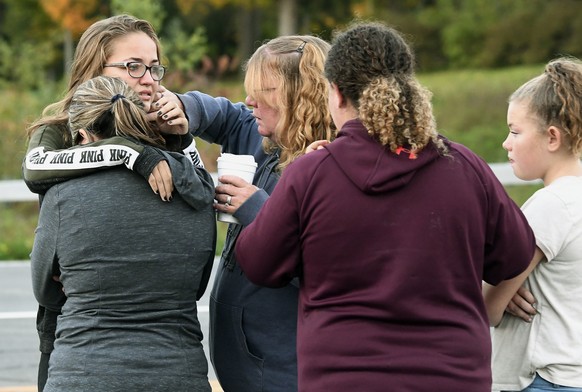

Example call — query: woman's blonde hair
[68,76,165,148]
[510,57,582,156]
[27,14,161,144]
[244,35,335,171]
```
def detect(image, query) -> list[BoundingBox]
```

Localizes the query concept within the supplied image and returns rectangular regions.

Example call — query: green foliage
[0,85,64,178]
[3,0,582,86]
[505,184,543,208]
[0,202,38,260]
[0,0,55,42]
[431,0,582,69]
[162,20,208,74]
[110,0,166,31]
[0,39,57,89]
[350,0,582,71]
[432,0,506,68]
[419,64,543,162]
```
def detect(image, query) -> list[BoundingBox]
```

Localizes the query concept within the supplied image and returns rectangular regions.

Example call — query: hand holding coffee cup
[215,175,259,216]
[216,154,258,224]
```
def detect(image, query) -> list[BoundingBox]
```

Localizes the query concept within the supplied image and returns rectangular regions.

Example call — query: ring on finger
[225,195,232,207]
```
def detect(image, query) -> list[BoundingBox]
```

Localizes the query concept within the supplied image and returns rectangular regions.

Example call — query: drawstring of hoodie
[395,146,418,159]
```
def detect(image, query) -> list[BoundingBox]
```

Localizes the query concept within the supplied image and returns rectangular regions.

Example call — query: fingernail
[162,114,168,119]
[158,111,162,116]
[167,120,172,125]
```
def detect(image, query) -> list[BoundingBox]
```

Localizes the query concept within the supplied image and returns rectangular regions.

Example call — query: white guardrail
[0,164,539,203]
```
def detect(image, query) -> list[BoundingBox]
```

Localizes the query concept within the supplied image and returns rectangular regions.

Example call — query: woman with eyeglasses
[162,35,334,392]
[31,75,215,392]
[24,14,208,202]
[23,14,215,392]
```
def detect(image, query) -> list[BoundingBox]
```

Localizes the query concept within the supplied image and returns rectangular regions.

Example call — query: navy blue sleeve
[177,91,262,155]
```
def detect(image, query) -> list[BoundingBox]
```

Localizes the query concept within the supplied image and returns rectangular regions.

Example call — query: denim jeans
[518,374,582,392]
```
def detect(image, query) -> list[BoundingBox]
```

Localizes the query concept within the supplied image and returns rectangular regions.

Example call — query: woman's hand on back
[148,160,174,202]
[305,139,330,154]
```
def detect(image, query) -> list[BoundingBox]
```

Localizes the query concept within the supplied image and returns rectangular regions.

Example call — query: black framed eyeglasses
[103,61,166,81]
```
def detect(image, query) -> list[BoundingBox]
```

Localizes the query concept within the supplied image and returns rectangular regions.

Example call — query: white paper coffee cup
[216,153,257,224]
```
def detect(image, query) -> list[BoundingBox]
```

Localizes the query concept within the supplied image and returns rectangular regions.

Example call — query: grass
[505,184,543,207]
[0,202,39,260]
[420,64,542,162]
[0,85,65,179]
[0,64,546,260]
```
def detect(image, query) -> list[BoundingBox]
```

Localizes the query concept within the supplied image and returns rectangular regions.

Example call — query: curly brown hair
[325,21,445,154]
[243,35,335,172]
[510,57,582,156]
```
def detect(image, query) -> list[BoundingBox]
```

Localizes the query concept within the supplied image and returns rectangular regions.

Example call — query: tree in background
[2,0,582,88]
[173,0,266,80]
[418,0,582,69]
[160,20,209,91]
[110,0,165,30]
[40,0,100,75]
[0,0,60,88]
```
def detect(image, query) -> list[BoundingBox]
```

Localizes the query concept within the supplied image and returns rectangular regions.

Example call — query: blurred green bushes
[420,65,542,162]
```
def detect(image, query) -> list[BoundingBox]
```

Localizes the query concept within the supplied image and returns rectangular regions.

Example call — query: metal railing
[0,164,539,203]
[0,180,38,202]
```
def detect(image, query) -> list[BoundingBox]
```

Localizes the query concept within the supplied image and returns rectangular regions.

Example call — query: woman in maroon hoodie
[235,21,535,391]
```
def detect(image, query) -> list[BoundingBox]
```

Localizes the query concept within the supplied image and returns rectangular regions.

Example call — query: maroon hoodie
[236,119,535,392]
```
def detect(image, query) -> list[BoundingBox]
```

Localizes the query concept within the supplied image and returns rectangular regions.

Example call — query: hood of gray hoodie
[327,119,443,194]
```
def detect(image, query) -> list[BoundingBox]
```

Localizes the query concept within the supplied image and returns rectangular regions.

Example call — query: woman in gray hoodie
[31,76,216,392]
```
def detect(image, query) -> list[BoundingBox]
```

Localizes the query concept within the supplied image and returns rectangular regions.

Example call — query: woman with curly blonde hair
[165,34,333,391]
[235,21,535,391]
[243,35,332,171]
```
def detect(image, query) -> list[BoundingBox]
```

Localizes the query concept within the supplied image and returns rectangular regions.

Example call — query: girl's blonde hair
[243,35,335,172]
[68,76,165,148]
[510,57,582,156]
[27,14,161,144]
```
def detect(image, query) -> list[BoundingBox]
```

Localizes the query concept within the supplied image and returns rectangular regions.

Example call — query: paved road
[0,260,221,391]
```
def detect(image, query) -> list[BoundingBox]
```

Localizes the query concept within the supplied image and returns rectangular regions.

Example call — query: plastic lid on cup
[217,153,257,167]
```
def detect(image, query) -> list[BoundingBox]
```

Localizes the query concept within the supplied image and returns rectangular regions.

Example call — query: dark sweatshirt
[236,119,535,392]
[31,168,216,392]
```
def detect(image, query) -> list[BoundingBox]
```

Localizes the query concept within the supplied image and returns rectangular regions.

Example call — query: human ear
[546,126,562,152]
[330,82,346,108]
[78,129,92,145]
